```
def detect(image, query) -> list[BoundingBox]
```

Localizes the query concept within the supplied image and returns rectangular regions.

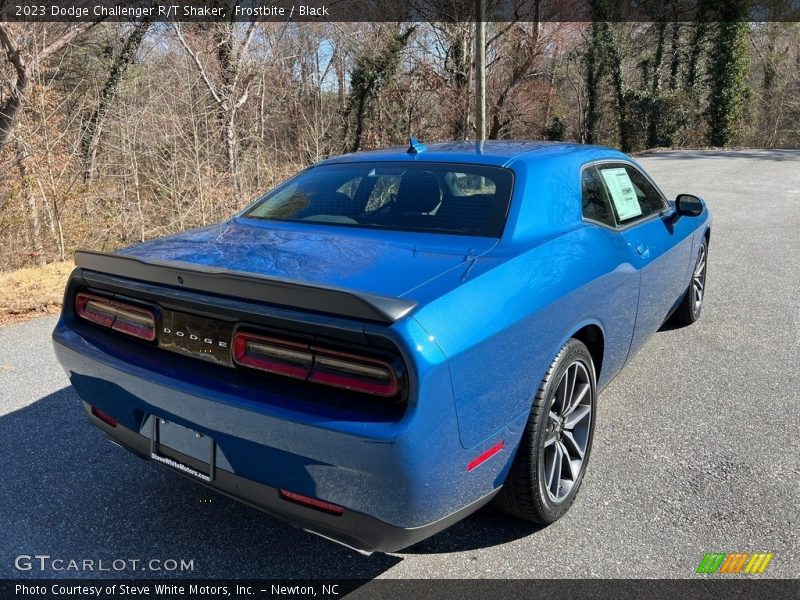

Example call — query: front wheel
[494,338,596,524]
[669,238,708,326]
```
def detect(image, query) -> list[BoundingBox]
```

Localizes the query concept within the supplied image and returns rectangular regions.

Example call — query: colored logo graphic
[696,552,774,574]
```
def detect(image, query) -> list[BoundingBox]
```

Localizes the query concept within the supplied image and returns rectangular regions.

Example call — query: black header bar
[1,0,799,23]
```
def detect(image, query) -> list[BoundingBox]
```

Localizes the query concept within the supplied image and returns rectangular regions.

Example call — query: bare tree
[1,20,800,272]
[0,22,97,147]
[487,22,543,139]
[81,19,152,183]
[174,21,257,195]
[1,22,98,266]
[342,25,416,152]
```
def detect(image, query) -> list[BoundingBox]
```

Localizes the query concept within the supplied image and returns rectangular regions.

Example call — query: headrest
[394,171,441,215]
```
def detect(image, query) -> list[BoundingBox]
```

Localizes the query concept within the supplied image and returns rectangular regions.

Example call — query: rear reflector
[279,489,345,515]
[467,441,504,471]
[233,331,399,397]
[76,293,156,341]
[91,406,118,428]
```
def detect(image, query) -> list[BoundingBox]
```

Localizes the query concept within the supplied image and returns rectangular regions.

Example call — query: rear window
[243,162,514,237]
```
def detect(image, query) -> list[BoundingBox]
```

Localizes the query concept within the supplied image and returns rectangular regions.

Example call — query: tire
[669,237,708,326]
[494,338,596,524]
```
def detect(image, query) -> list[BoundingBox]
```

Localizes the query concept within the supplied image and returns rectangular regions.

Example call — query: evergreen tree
[706,3,751,146]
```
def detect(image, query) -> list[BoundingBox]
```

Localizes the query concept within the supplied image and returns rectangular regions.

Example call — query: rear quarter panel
[410,155,641,450]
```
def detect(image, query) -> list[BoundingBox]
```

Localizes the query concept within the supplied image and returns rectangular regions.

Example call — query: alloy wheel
[693,244,707,312]
[543,360,593,503]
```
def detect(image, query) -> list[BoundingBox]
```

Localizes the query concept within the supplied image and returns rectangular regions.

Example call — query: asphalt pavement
[0,150,798,580]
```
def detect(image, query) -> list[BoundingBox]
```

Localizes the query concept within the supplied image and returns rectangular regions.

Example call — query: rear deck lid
[113,217,497,300]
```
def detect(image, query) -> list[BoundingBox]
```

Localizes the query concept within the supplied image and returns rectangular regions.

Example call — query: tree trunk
[350,93,367,152]
[174,21,258,198]
[668,22,681,91]
[0,25,29,149]
[488,22,539,140]
[600,23,631,152]
[647,22,667,148]
[584,21,604,144]
[0,22,96,148]
[706,20,750,146]
[446,26,471,140]
[224,114,240,195]
[685,22,707,92]
[335,49,346,110]
[759,24,779,147]
[81,20,151,183]
[541,45,559,137]
[475,6,486,141]
[343,26,415,151]
[15,142,46,267]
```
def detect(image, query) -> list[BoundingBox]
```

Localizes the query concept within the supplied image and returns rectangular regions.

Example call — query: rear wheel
[669,238,708,326]
[494,338,596,524]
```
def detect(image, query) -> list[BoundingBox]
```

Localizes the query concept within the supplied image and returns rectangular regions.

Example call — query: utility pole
[475,0,486,141]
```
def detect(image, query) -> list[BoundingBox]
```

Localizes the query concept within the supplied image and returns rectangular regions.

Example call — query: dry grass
[0,261,74,326]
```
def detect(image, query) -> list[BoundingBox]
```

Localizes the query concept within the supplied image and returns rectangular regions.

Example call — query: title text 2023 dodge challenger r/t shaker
[52,140,711,554]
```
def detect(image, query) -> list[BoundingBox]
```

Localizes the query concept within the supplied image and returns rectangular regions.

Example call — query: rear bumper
[85,403,498,554]
[52,317,513,553]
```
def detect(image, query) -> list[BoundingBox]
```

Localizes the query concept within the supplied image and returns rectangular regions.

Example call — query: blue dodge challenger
[52,140,711,553]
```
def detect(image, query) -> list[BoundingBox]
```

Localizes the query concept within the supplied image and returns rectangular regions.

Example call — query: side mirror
[675,194,704,217]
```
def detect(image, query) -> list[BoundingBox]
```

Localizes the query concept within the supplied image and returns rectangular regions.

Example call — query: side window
[623,166,666,215]
[581,166,616,227]
[596,164,666,225]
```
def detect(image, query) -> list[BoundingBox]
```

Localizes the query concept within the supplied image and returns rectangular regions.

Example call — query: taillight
[308,347,398,396]
[233,333,312,380]
[233,331,400,397]
[75,293,156,341]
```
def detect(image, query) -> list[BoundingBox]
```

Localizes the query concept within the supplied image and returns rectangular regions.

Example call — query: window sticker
[600,167,642,221]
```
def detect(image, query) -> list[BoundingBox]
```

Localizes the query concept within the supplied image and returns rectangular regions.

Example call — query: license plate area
[148,417,216,482]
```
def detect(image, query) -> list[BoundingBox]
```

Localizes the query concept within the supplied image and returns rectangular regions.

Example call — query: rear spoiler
[74,250,417,323]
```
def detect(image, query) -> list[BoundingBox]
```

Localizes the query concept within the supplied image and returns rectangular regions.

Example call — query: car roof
[317,140,623,168]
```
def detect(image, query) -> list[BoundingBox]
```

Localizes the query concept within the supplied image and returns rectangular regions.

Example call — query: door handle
[636,242,650,258]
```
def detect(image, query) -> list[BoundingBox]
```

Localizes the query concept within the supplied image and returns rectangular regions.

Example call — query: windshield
[243,162,514,237]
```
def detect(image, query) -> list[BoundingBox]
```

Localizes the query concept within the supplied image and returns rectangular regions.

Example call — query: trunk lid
[115,217,497,299]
